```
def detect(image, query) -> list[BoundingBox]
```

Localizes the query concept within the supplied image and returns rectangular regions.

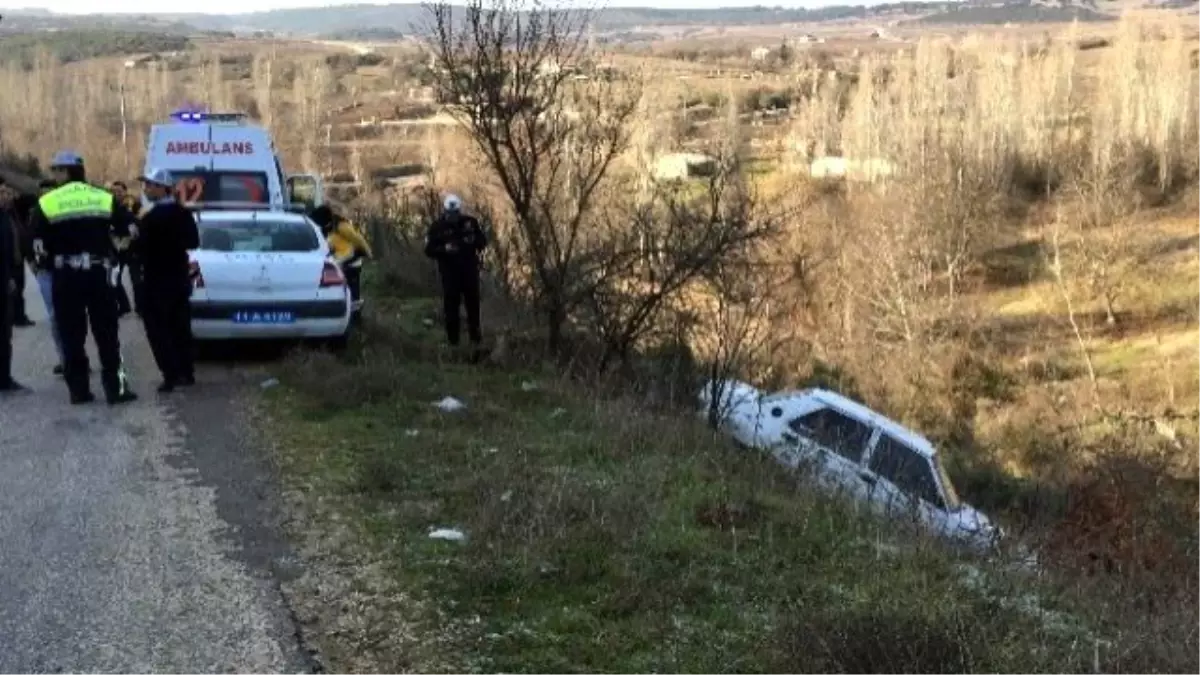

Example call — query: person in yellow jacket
[310,205,371,317]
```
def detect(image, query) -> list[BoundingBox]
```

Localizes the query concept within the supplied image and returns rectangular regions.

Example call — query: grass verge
[255,289,1163,673]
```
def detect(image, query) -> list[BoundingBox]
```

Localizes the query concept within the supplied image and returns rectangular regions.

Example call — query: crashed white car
[699,380,1001,552]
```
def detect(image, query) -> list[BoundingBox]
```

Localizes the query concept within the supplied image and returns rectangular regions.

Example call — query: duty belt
[53,254,114,271]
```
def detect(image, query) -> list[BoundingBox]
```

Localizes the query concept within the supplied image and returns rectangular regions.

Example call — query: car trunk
[197,251,325,301]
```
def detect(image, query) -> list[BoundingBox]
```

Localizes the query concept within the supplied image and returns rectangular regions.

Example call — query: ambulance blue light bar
[170,111,248,124]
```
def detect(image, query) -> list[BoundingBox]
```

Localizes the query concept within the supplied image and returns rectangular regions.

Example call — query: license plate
[231,310,295,324]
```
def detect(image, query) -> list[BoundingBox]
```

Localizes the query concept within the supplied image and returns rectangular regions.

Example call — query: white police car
[187,206,352,344]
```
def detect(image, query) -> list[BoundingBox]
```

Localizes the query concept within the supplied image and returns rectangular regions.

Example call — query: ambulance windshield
[170,171,269,205]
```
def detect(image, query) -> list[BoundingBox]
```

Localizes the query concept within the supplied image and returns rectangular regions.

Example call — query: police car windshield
[171,171,269,204]
[198,219,320,253]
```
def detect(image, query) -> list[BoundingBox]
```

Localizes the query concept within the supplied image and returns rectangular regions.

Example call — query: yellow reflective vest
[38,182,114,223]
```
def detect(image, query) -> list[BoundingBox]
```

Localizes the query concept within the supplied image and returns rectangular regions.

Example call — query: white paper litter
[433,396,467,412]
[428,528,466,542]
[520,381,539,392]
[405,429,421,437]
[260,378,280,390]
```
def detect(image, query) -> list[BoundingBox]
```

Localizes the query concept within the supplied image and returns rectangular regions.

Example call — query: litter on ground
[260,377,280,390]
[433,396,467,412]
[405,429,420,437]
[428,528,466,542]
[520,381,539,391]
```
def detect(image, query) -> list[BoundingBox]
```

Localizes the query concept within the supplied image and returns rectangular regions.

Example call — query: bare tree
[424,0,639,353]
[581,158,781,372]
[1068,167,1141,327]
[695,258,794,430]
[252,50,276,129]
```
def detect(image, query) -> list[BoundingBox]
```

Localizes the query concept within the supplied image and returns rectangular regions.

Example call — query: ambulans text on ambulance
[165,141,255,155]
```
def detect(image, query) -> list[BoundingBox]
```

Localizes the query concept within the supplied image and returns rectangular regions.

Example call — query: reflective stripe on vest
[38,182,114,223]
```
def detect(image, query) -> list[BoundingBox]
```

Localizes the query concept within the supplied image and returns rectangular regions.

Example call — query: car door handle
[858,471,876,485]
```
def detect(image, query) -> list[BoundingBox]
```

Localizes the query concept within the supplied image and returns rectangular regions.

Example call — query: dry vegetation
[1,2,1196,671]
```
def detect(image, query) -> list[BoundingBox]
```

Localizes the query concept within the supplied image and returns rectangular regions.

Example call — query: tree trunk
[546,303,566,356]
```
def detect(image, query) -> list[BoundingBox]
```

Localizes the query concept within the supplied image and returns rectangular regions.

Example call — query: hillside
[0,10,219,36]
[159,3,1126,36]
[0,2,1132,39]
[0,30,192,67]
[917,3,1114,24]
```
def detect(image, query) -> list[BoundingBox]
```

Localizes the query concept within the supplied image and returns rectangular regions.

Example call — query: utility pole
[118,70,130,176]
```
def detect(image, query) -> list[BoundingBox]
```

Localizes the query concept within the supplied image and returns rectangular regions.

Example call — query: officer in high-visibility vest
[28,151,138,405]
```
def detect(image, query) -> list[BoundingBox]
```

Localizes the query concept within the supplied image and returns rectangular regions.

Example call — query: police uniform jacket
[29,182,134,269]
[424,212,487,270]
[0,209,17,288]
[133,200,199,284]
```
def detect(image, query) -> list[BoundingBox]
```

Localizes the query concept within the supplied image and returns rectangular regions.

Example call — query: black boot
[103,371,138,405]
[107,390,139,405]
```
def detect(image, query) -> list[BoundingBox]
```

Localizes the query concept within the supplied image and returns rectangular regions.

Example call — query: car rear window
[198,219,320,253]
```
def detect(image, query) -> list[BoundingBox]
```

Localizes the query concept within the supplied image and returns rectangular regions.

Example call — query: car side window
[787,408,873,463]
[867,434,944,510]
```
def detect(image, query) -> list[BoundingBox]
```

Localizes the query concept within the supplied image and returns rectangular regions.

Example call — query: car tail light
[319,260,345,287]
[189,260,205,288]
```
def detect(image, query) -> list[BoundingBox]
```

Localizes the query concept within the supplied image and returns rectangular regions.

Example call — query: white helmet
[443,193,462,212]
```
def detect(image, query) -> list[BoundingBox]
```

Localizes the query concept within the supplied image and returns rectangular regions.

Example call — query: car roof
[767,387,939,459]
[193,209,312,223]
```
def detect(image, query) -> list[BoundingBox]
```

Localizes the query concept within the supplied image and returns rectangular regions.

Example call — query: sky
[0,0,857,15]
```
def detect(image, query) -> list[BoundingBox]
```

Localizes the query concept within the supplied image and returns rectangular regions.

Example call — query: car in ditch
[186,205,352,345]
[699,380,1001,552]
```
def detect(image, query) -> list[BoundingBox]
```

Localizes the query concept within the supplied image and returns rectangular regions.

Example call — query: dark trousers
[52,268,130,401]
[141,279,194,382]
[438,262,481,346]
[10,263,28,322]
[0,289,11,384]
[345,265,363,306]
[115,257,143,315]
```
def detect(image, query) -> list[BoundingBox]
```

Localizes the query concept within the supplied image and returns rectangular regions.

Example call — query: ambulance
[142,110,324,211]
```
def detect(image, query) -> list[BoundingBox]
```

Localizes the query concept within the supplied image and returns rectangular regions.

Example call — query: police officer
[424,194,488,356]
[0,180,23,392]
[29,151,138,405]
[134,168,199,392]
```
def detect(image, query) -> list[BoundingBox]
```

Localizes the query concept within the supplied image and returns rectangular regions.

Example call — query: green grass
[260,289,1115,673]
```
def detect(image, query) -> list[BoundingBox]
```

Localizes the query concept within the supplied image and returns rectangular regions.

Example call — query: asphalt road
[0,267,315,673]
